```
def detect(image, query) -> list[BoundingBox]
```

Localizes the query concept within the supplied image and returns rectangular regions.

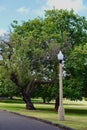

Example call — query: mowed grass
[0,99,87,130]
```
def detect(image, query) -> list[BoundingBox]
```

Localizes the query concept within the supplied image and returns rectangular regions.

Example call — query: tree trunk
[10,73,35,110]
[9,96,13,99]
[23,94,35,110]
[43,98,46,103]
[55,97,59,111]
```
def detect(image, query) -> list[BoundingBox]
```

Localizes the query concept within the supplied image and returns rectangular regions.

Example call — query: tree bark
[55,97,59,111]
[43,98,46,103]
[10,73,35,110]
[23,94,35,110]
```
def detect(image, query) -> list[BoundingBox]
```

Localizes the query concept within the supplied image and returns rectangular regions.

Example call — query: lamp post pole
[57,51,65,121]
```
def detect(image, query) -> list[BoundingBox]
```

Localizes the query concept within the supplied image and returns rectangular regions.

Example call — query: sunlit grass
[0,99,87,130]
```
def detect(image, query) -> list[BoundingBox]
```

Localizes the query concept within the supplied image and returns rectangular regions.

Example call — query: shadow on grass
[0,99,25,104]
[65,108,87,115]
[0,98,43,104]
[1,99,87,116]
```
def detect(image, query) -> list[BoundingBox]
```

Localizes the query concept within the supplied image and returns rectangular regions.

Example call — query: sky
[0,0,87,36]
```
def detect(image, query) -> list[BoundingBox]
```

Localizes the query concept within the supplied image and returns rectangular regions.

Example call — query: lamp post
[57,51,65,121]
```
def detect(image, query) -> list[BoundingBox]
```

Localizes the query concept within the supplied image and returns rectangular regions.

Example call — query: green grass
[0,99,87,130]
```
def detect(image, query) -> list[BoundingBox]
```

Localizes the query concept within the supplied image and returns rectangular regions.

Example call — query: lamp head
[57,51,63,63]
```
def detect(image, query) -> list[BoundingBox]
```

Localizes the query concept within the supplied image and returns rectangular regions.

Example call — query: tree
[0,64,19,98]
[64,43,87,100]
[0,9,87,110]
[0,78,19,98]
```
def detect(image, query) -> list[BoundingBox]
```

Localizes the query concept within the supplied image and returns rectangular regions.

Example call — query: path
[0,110,64,130]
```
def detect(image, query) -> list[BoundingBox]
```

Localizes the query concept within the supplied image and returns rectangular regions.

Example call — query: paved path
[0,110,63,130]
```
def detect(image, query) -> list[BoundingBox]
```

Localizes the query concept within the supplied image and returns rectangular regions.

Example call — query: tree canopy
[0,9,87,110]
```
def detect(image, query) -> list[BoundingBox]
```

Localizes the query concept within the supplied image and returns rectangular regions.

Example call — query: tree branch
[34,76,56,85]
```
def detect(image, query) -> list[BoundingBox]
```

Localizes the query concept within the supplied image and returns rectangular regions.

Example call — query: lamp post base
[58,105,65,121]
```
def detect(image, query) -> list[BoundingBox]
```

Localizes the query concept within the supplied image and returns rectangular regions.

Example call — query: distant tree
[64,43,87,100]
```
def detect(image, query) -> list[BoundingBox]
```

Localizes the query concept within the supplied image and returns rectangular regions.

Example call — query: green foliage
[45,9,87,48]
[0,8,87,102]
[0,78,19,97]
[64,43,87,99]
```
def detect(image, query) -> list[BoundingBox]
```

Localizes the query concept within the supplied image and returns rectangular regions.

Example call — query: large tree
[0,9,87,110]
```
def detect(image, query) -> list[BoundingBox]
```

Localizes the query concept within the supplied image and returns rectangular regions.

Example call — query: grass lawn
[0,98,87,130]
